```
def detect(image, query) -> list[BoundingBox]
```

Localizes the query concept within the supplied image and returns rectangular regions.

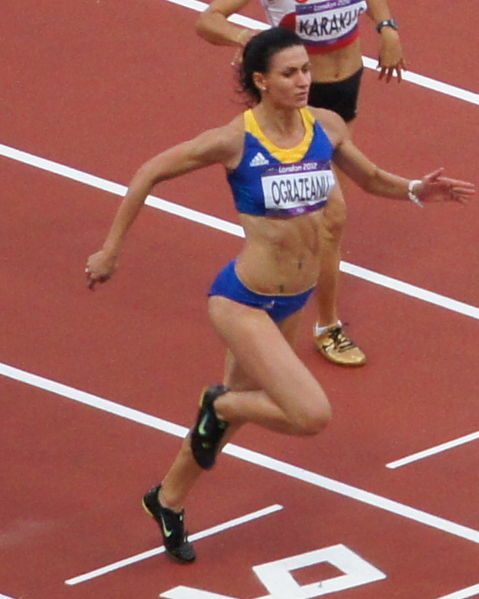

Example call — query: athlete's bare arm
[311,107,475,203]
[196,0,259,47]
[86,118,244,288]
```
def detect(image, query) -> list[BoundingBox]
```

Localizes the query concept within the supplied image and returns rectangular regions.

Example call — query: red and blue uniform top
[261,0,368,53]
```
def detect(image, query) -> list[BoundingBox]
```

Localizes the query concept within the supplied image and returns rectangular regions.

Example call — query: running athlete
[85,29,473,563]
[196,0,406,366]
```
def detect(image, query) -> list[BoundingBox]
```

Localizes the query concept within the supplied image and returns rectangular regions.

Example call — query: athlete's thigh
[208,296,324,408]
[223,308,304,391]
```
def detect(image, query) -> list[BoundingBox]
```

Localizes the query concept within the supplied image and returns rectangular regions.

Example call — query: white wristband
[408,179,424,207]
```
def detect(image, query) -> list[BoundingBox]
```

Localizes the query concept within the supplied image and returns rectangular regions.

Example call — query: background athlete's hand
[377,28,406,82]
[85,249,118,290]
[415,168,476,205]
[230,28,261,67]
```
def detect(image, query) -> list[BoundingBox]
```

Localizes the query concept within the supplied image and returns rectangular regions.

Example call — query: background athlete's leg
[314,139,367,366]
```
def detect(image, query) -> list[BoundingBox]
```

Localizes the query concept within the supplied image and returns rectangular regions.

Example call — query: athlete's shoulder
[208,114,245,148]
[190,113,246,167]
[306,106,348,147]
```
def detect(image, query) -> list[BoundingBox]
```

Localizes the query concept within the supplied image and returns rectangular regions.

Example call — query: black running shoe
[142,484,196,563]
[190,384,229,470]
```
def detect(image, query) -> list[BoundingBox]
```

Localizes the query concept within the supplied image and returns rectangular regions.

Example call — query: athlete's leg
[316,116,357,327]
[308,75,358,329]
[313,118,366,366]
[315,181,346,327]
[209,298,331,433]
[223,302,302,390]
[160,301,331,511]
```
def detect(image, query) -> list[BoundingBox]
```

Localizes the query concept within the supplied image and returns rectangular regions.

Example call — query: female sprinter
[86,28,474,563]
[196,0,407,366]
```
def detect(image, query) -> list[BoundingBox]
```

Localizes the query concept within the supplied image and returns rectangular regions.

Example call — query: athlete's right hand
[85,249,118,290]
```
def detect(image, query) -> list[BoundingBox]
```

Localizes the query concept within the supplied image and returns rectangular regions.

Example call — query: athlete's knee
[292,397,332,436]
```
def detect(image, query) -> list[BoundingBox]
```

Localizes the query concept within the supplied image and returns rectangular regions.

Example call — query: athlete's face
[255,45,311,108]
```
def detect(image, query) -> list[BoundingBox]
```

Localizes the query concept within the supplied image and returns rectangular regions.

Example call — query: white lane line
[339,262,479,321]
[65,504,283,585]
[0,143,243,239]
[2,361,479,548]
[165,0,479,106]
[2,143,478,321]
[386,431,479,469]
[437,583,479,599]
[0,594,16,599]
[362,57,479,106]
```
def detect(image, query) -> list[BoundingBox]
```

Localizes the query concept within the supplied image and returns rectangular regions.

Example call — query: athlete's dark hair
[238,27,304,105]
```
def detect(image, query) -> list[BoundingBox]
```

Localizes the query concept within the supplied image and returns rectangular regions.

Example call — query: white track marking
[437,583,479,599]
[362,57,479,106]
[1,143,478,321]
[0,594,16,599]
[1,362,479,548]
[65,504,283,585]
[165,0,479,106]
[338,262,479,320]
[0,144,243,239]
[387,431,479,469]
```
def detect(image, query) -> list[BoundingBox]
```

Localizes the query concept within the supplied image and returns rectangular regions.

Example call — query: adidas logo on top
[249,152,270,167]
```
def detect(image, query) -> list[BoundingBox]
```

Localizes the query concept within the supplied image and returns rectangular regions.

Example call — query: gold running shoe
[314,322,367,366]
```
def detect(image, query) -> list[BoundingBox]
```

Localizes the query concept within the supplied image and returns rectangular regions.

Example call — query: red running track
[0,1,478,598]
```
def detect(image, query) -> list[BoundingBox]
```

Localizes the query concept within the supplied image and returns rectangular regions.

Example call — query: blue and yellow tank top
[228,107,336,217]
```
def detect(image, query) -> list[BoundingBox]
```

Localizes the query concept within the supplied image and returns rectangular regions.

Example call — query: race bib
[295,0,368,47]
[261,161,335,216]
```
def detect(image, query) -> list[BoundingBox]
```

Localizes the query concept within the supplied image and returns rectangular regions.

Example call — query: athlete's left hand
[377,29,406,82]
[415,168,476,204]
[230,28,261,67]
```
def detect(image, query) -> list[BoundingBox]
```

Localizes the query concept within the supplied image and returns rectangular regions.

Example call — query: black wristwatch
[376,19,399,33]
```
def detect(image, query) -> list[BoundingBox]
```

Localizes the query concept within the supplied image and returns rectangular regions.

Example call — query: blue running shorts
[208,260,315,323]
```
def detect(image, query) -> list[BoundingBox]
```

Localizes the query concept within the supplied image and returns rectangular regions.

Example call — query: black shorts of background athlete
[308,68,363,122]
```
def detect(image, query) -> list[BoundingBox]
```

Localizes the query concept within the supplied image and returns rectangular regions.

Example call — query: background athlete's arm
[196,0,259,47]
[366,0,406,82]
